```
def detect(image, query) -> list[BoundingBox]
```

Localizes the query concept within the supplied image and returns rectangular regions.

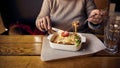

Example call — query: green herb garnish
[75,35,81,47]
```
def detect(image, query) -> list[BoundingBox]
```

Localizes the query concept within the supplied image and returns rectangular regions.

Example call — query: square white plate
[41,33,106,61]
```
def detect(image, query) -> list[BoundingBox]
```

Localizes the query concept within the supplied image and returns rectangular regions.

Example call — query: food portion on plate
[47,30,86,51]
[52,30,81,47]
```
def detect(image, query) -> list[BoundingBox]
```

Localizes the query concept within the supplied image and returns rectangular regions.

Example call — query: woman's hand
[36,16,51,32]
[87,9,107,24]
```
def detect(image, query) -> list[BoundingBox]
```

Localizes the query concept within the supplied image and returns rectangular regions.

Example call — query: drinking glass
[104,12,120,54]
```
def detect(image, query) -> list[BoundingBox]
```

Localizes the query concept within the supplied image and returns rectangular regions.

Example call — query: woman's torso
[50,0,88,31]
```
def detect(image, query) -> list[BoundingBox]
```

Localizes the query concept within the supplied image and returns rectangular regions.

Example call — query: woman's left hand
[87,9,107,24]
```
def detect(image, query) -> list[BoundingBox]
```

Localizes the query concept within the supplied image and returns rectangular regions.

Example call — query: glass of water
[104,12,120,54]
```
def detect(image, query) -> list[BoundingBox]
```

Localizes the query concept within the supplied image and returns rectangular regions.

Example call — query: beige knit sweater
[36,0,96,32]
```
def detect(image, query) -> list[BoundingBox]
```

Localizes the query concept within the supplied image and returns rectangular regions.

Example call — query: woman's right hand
[36,16,51,32]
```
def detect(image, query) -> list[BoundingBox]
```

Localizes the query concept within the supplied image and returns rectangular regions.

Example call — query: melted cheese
[56,34,76,45]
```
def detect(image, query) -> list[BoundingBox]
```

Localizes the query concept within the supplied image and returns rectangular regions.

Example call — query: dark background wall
[0,0,43,29]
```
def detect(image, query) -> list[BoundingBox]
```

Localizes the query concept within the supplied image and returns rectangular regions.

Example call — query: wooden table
[0,35,120,68]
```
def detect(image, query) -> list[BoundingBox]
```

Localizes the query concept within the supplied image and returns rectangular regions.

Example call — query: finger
[37,20,44,31]
[94,19,99,22]
[36,20,40,29]
[42,17,48,31]
[90,10,102,18]
[93,15,103,23]
[46,16,51,30]
[94,15,102,19]
[93,19,102,24]
[90,10,99,16]
[39,20,46,31]
[88,18,98,24]
[89,14,102,22]
[40,22,44,29]
[36,19,42,28]
[95,10,101,15]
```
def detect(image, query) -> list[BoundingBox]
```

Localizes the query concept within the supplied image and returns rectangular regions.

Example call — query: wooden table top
[0,35,120,68]
[0,35,43,56]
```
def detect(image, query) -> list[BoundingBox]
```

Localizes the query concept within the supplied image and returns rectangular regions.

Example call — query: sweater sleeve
[36,0,51,19]
[85,0,96,16]
[88,22,101,30]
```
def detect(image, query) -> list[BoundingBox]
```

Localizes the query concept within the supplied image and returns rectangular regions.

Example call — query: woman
[36,0,106,33]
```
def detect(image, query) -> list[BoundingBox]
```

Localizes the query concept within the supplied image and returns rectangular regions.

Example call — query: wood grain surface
[0,35,120,56]
[0,35,43,56]
[0,56,120,68]
[0,35,120,68]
